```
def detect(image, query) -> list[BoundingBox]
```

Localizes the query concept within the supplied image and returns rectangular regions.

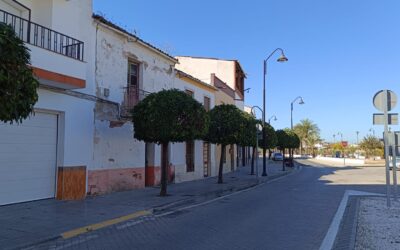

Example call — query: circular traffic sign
[373,90,397,112]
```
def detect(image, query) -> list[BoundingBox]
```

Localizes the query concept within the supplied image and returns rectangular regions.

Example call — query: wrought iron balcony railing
[120,87,151,118]
[0,9,84,61]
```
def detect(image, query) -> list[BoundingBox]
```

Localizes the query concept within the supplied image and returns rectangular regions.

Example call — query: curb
[319,191,384,250]
[15,166,299,249]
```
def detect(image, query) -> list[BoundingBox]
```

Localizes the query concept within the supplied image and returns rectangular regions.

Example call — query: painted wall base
[88,167,145,195]
[56,166,87,200]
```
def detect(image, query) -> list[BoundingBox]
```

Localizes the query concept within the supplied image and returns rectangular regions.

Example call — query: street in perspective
[1,1,400,250]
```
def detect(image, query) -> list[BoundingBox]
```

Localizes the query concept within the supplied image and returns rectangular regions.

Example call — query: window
[185,89,194,97]
[204,96,210,111]
[186,140,195,172]
[128,61,139,86]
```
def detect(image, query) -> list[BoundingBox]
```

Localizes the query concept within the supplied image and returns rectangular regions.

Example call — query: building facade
[0,0,95,205]
[0,0,248,205]
[175,56,248,170]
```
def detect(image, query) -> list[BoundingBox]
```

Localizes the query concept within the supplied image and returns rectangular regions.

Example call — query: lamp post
[251,106,263,178]
[356,131,360,144]
[337,132,345,164]
[369,128,375,137]
[268,115,277,124]
[290,96,305,130]
[262,48,288,176]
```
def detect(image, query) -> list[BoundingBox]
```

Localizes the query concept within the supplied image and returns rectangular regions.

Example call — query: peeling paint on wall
[94,101,119,121]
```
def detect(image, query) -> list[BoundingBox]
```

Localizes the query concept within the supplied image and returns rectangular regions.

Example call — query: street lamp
[356,131,360,144]
[290,96,304,129]
[369,128,375,137]
[250,106,263,177]
[262,48,288,176]
[337,132,345,164]
[268,115,277,124]
[337,132,343,141]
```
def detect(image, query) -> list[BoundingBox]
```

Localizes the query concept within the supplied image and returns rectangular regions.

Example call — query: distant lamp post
[333,134,336,143]
[369,128,375,137]
[356,131,360,144]
[268,115,277,124]
[337,132,345,164]
[250,106,263,177]
[337,132,343,142]
[262,48,288,176]
[290,96,305,129]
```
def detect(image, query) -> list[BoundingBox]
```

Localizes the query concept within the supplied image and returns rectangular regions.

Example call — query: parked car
[272,152,283,161]
[389,158,400,170]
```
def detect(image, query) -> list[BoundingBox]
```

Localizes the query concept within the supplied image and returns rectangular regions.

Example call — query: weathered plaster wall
[175,57,236,91]
[89,22,177,193]
[94,24,176,105]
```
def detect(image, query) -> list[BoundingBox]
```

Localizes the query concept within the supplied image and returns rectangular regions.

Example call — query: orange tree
[258,122,278,159]
[0,23,38,123]
[132,89,208,196]
[276,129,299,171]
[286,129,300,160]
[237,111,257,174]
[205,104,243,183]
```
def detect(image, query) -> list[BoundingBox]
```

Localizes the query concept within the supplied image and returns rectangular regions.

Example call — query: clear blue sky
[93,0,400,143]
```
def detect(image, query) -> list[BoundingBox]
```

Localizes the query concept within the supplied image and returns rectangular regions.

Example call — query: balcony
[1,8,86,89]
[120,87,151,118]
[0,8,84,61]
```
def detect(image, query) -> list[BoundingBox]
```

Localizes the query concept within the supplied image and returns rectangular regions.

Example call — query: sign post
[373,89,398,207]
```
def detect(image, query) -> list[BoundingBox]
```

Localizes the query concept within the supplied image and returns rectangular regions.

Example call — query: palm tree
[293,119,321,155]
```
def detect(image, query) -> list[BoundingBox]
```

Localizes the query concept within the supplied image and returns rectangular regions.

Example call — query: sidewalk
[0,160,294,250]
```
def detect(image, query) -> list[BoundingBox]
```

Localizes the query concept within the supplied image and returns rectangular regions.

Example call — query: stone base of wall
[87,167,145,195]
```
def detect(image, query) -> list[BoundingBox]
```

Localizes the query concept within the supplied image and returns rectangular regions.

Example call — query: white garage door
[0,112,58,205]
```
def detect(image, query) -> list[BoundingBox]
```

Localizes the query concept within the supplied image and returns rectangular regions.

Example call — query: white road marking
[319,190,384,250]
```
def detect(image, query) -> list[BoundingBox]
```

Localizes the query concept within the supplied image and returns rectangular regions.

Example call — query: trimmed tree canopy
[206,104,243,184]
[258,122,277,149]
[0,23,39,123]
[131,89,208,196]
[131,89,208,144]
[276,129,290,150]
[237,111,257,147]
[286,129,301,149]
[205,104,243,145]
[277,129,300,150]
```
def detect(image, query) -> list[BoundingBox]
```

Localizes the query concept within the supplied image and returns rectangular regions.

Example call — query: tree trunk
[282,148,286,171]
[268,149,272,159]
[251,146,255,175]
[236,145,239,169]
[242,146,246,167]
[218,144,226,183]
[160,142,168,196]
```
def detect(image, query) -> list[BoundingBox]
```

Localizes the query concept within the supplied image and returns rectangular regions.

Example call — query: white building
[0,0,242,205]
[0,0,95,205]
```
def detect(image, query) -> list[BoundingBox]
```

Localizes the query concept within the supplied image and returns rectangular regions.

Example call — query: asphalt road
[34,159,390,250]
